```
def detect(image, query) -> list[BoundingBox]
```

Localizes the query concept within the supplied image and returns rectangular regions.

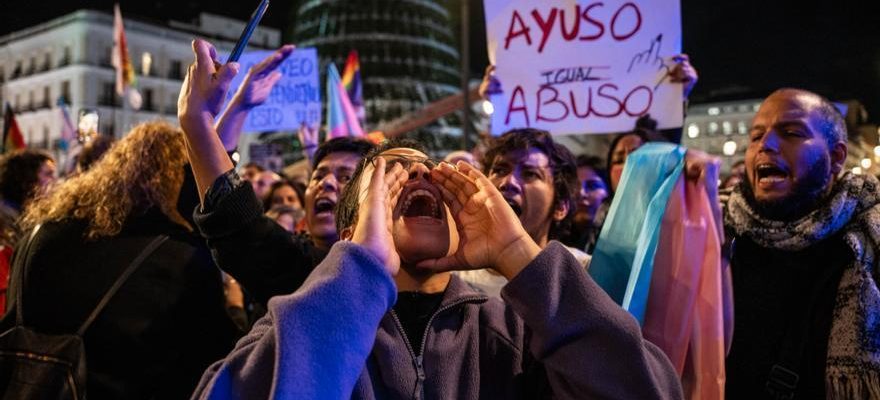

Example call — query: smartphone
[228,0,270,63]
[77,109,99,141]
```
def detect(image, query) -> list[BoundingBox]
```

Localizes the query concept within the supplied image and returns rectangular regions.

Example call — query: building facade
[681,99,761,172]
[0,10,279,157]
[290,0,464,148]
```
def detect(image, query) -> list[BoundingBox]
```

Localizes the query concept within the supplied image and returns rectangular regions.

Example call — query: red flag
[112,4,136,96]
[2,103,26,154]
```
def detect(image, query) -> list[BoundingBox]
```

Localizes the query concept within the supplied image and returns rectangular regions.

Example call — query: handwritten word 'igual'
[505,2,643,53]
[505,83,653,126]
[541,65,610,87]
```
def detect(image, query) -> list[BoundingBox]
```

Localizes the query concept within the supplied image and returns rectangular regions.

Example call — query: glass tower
[290,0,464,150]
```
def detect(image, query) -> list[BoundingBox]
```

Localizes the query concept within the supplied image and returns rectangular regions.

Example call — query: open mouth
[401,189,442,219]
[505,198,523,216]
[314,198,336,215]
[756,163,788,183]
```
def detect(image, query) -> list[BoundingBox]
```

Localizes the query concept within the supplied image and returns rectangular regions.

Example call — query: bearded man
[724,88,880,398]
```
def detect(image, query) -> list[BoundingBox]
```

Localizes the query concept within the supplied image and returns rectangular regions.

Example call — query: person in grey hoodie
[179,38,682,399]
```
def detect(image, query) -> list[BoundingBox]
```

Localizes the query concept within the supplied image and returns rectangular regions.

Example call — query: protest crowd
[0,3,878,400]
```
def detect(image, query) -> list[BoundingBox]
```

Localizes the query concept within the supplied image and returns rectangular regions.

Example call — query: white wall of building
[1,9,280,158]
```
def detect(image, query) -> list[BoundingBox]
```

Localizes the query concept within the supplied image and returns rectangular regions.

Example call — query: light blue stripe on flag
[589,143,686,324]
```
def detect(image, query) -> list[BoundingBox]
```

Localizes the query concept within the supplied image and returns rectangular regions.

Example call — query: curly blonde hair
[22,120,190,240]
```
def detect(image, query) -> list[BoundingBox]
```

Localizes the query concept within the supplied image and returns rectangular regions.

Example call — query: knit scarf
[726,172,880,398]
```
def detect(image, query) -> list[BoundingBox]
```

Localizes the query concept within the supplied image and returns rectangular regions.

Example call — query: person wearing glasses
[180,39,681,399]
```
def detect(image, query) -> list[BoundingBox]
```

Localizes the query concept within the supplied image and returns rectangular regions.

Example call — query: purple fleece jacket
[191,242,397,399]
[193,241,682,399]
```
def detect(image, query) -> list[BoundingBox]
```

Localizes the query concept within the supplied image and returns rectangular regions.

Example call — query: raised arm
[177,38,239,202]
[192,159,407,399]
[179,41,319,304]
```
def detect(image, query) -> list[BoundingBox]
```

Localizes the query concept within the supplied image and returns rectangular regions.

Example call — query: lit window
[142,52,152,76]
[737,121,748,135]
[722,121,733,135]
[722,140,737,156]
[477,100,492,115]
[708,122,719,135]
[687,123,700,139]
[707,107,720,116]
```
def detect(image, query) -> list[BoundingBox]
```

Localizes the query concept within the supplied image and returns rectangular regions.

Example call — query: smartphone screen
[78,109,99,141]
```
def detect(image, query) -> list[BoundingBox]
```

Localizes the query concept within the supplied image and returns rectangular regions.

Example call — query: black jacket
[1,210,240,399]
[194,183,326,306]
[726,235,850,399]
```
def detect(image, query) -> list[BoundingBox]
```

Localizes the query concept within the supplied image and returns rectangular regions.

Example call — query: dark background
[3,0,878,122]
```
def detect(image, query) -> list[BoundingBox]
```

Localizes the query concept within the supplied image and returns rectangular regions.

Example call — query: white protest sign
[221,48,321,133]
[484,0,683,135]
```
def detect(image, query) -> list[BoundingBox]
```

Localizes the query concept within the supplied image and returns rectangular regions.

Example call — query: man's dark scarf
[726,172,880,398]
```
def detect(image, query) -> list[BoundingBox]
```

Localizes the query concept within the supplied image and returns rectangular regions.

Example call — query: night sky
[3,0,878,123]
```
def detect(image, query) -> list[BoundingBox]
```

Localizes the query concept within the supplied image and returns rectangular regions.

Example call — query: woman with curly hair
[2,120,240,398]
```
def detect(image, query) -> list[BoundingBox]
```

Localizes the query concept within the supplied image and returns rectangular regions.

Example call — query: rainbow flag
[326,64,364,139]
[341,50,365,125]
[2,103,26,154]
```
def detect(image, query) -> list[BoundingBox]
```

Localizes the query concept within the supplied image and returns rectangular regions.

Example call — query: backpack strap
[14,225,43,327]
[76,235,169,336]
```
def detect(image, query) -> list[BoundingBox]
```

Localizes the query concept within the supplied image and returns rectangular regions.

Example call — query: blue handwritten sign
[221,48,321,133]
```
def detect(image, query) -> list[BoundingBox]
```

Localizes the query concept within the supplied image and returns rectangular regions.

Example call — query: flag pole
[2,104,10,154]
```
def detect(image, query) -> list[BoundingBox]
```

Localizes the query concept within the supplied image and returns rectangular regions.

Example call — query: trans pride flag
[590,143,729,399]
[326,64,364,139]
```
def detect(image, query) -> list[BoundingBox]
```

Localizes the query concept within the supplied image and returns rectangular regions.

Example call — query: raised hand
[229,45,295,110]
[351,158,409,276]
[668,53,698,99]
[684,149,722,238]
[418,162,541,280]
[297,123,320,162]
[216,45,294,151]
[178,39,240,130]
[177,38,239,203]
[478,65,502,100]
